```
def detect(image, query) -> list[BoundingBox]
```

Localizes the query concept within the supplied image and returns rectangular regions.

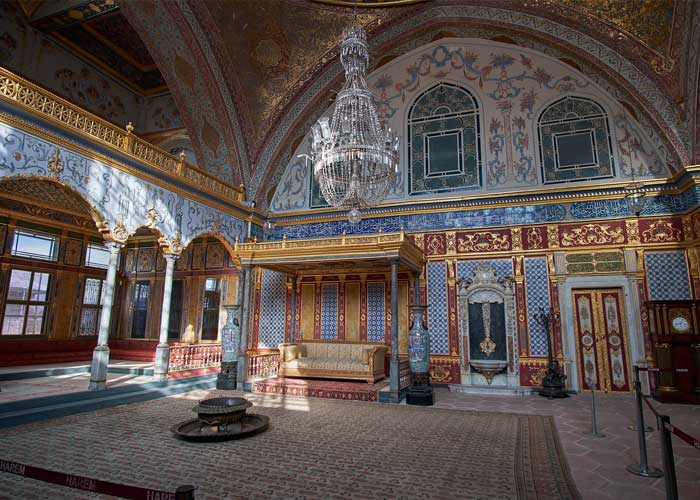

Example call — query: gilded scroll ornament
[561,224,624,246]
[510,227,523,251]
[146,207,158,229]
[625,219,640,244]
[547,225,560,248]
[527,227,543,249]
[47,147,63,178]
[479,302,496,357]
[641,220,681,243]
[456,232,509,253]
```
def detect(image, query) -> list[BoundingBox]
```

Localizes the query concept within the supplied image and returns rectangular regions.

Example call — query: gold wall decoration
[526,227,543,249]
[146,207,158,229]
[446,231,456,255]
[456,232,510,253]
[561,224,625,246]
[47,147,63,178]
[511,227,523,251]
[641,220,682,243]
[547,225,560,248]
[625,219,640,244]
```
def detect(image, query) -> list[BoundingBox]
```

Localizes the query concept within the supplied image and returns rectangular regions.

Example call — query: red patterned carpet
[252,376,389,401]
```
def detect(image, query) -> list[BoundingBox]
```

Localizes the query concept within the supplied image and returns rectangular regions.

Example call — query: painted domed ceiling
[9,0,700,207]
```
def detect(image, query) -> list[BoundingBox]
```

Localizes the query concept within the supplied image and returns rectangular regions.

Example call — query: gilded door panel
[572,288,631,392]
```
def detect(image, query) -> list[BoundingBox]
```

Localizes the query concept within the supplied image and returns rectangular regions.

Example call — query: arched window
[408,83,481,195]
[537,96,615,184]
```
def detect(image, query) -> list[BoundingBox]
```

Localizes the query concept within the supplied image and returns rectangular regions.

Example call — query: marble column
[236,266,252,389]
[390,259,400,401]
[289,275,298,342]
[154,253,179,380]
[89,241,124,391]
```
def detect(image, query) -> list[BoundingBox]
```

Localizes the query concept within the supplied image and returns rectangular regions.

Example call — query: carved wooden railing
[168,344,222,372]
[0,67,245,203]
[248,352,280,378]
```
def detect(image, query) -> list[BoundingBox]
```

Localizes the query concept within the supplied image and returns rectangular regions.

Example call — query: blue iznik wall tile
[258,270,287,348]
[645,251,691,301]
[320,283,338,341]
[367,282,385,342]
[524,257,550,357]
[427,261,449,354]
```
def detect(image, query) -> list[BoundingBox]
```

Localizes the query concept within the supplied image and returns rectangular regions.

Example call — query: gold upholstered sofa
[278,341,387,383]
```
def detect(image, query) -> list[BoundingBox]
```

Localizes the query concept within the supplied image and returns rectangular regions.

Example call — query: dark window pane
[79,308,99,336]
[167,280,183,340]
[131,310,147,338]
[427,133,460,175]
[556,132,595,167]
[202,310,219,340]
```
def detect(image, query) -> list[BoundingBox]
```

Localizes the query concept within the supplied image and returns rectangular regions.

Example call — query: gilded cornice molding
[0,67,256,214]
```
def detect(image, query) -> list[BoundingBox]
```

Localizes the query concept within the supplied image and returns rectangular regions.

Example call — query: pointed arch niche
[407,82,482,196]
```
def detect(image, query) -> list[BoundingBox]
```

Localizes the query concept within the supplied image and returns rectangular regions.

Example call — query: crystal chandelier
[310,22,399,223]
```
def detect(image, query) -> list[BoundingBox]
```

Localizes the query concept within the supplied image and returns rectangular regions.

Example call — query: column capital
[163,253,180,263]
[104,241,125,253]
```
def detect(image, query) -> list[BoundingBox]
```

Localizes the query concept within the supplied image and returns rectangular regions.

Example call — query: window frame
[10,229,59,262]
[201,278,221,341]
[85,243,111,270]
[1,267,53,337]
[77,276,105,338]
[130,280,151,339]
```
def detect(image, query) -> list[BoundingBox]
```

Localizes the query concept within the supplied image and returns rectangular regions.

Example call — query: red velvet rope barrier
[642,397,700,452]
[0,459,192,500]
[662,422,700,451]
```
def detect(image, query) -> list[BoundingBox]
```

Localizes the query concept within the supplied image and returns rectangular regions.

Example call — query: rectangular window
[11,229,58,262]
[201,278,220,341]
[554,130,597,169]
[424,129,464,177]
[167,280,183,340]
[78,278,105,337]
[85,244,111,269]
[131,281,150,339]
[1,269,51,336]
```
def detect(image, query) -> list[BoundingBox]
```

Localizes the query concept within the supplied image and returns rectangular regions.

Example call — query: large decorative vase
[407,305,434,406]
[217,304,241,390]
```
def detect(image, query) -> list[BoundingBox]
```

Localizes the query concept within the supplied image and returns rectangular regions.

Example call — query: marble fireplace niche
[457,265,519,391]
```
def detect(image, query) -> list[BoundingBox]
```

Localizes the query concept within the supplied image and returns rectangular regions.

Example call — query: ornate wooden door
[572,288,632,392]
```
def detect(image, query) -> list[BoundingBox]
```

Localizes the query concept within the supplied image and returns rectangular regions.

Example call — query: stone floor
[0,387,697,499]
[433,388,700,500]
[0,362,155,403]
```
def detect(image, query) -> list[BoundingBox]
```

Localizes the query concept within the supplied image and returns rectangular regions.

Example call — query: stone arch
[182,231,239,266]
[0,174,110,236]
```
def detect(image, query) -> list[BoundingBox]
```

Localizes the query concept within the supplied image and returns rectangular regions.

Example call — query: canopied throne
[457,265,518,389]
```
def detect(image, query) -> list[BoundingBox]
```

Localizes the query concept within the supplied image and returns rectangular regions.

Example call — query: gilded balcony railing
[0,67,245,203]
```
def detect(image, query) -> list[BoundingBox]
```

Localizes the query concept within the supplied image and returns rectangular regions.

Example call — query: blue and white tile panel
[427,261,449,354]
[258,270,287,349]
[320,283,339,340]
[524,257,550,356]
[457,259,513,282]
[367,282,385,342]
[645,251,691,300]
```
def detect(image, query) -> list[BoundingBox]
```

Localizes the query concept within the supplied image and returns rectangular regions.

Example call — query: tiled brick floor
[0,387,698,500]
[433,388,700,500]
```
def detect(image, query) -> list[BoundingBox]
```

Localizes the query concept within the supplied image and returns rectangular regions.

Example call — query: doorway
[571,288,632,392]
